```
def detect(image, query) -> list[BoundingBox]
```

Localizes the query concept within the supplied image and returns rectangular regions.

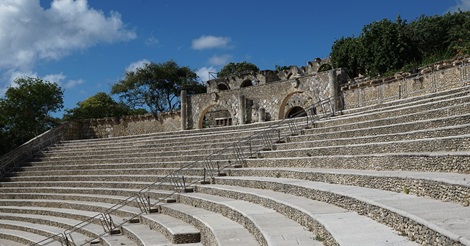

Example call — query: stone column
[258,107,266,122]
[180,90,187,130]
[239,95,246,125]
[328,69,339,113]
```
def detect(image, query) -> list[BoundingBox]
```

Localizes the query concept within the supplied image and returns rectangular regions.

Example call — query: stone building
[182,58,348,129]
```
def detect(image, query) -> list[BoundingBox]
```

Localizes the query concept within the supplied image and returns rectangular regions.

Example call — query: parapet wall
[63,111,181,139]
[342,57,470,109]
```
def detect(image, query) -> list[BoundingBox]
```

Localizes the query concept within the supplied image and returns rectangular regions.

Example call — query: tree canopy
[330,11,470,78]
[63,92,147,121]
[218,62,260,78]
[111,61,205,115]
[0,77,63,155]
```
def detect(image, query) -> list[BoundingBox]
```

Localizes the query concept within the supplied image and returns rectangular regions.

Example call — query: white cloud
[449,0,470,12]
[0,0,135,91]
[196,66,217,82]
[192,35,232,50]
[145,36,160,46]
[43,73,83,89]
[209,54,232,66]
[126,59,151,72]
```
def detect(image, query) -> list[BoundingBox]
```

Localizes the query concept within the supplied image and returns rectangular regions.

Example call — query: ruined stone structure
[60,57,469,138]
[184,58,347,129]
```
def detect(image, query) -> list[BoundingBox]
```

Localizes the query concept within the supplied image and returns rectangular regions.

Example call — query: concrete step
[140,213,201,244]
[158,202,259,245]
[195,184,418,246]
[215,176,470,245]
[245,151,470,173]
[226,167,470,206]
[176,192,323,245]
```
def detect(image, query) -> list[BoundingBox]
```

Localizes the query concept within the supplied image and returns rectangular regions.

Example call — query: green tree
[111,61,205,115]
[218,62,260,78]
[0,77,63,155]
[63,92,147,120]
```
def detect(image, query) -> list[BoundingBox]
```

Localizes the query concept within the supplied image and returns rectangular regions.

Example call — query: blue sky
[1,0,469,117]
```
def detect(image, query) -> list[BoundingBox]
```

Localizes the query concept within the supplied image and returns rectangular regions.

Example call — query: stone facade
[63,111,181,139]
[186,58,347,129]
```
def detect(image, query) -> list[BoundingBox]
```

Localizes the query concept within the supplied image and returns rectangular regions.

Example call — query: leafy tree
[63,92,147,120]
[218,62,260,78]
[111,61,205,115]
[0,77,63,155]
[331,36,366,78]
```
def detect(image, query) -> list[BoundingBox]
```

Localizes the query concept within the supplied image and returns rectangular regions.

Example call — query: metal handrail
[31,93,343,245]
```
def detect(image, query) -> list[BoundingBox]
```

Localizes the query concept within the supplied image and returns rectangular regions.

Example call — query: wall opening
[201,109,232,128]
[286,106,307,118]
[217,83,230,91]
[240,79,253,88]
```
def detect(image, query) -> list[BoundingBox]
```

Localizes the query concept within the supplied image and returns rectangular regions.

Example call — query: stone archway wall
[280,92,314,119]
[188,69,343,129]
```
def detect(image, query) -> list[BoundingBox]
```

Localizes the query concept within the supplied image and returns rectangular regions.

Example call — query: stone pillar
[258,107,266,122]
[180,90,187,130]
[239,95,246,125]
[328,69,339,113]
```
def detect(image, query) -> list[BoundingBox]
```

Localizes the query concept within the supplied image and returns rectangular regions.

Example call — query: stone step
[176,192,323,245]
[121,223,173,245]
[342,84,470,115]
[158,202,259,245]
[24,152,237,166]
[225,167,470,206]
[0,211,105,245]
[318,92,470,128]
[56,120,281,148]
[5,167,202,178]
[195,184,418,246]
[290,113,470,143]
[0,229,55,246]
[0,219,89,243]
[2,174,204,184]
[261,135,470,158]
[0,187,174,200]
[140,213,201,244]
[0,238,25,246]
[0,199,140,219]
[245,151,470,173]
[215,176,470,245]
[313,100,470,133]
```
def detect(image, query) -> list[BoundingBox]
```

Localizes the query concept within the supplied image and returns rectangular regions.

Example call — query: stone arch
[240,79,253,88]
[318,63,333,73]
[286,106,307,118]
[278,91,303,120]
[198,104,233,129]
[217,83,230,91]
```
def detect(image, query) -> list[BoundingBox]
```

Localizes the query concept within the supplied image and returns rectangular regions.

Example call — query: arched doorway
[286,106,307,118]
[198,105,233,129]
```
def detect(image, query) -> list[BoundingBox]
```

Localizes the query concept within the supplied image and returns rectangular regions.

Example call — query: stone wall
[188,68,347,129]
[63,111,181,139]
[342,57,470,109]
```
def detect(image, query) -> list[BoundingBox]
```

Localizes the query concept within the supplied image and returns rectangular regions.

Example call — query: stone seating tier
[1,85,470,245]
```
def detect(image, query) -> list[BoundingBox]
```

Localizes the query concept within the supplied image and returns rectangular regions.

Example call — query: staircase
[1,85,470,245]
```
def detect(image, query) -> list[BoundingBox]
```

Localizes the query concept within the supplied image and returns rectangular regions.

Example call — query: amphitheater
[1,57,470,246]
